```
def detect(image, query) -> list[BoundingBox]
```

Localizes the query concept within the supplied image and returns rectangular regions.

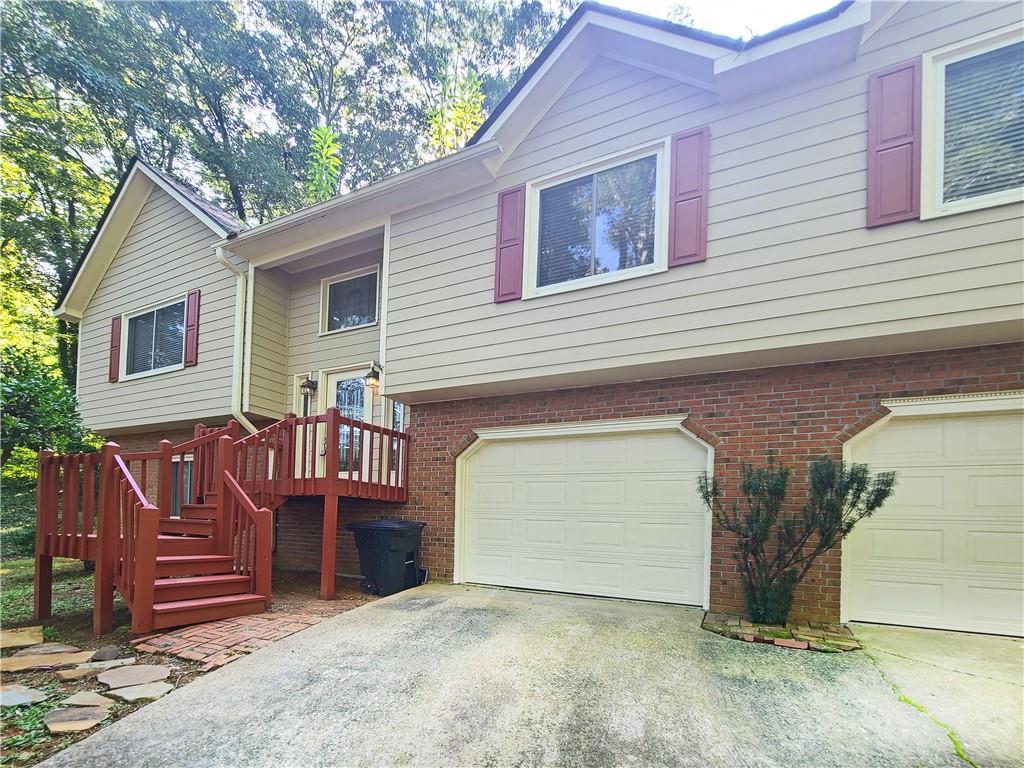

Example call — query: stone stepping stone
[60,691,116,708]
[0,626,44,649]
[43,707,109,733]
[56,657,135,681]
[108,682,173,702]
[90,645,125,662]
[98,664,170,689]
[0,651,95,673]
[0,684,48,707]
[13,642,81,657]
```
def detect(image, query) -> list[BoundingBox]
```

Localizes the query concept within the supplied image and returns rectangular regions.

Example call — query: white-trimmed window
[525,144,667,297]
[124,298,185,377]
[319,266,378,334]
[922,27,1024,218]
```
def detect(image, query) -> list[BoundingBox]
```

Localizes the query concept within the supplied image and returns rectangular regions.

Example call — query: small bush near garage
[699,455,895,625]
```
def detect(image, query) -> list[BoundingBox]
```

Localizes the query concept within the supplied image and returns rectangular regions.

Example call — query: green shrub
[699,455,896,625]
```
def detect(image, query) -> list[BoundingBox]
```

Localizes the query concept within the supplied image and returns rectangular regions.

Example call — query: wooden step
[151,593,266,629]
[153,574,250,601]
[159,517,214,536]
[180,503,217,520]
[155,555,234,578]
[156,535,216,556]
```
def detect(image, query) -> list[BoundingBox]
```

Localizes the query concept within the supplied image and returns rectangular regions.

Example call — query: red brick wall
[231,344,1024,620]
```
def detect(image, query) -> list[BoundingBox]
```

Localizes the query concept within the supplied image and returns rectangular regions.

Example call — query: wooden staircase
[34,409,410,634]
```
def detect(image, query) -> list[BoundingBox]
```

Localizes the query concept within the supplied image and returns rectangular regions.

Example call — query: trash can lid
[345,518,426,532]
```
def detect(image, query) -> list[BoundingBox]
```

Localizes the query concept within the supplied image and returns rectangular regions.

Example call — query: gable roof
[219,0,871,265]
[55,157,243,321]
[469,0,861,146]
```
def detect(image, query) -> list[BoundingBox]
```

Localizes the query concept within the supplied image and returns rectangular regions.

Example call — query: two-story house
[55,0,1024,635]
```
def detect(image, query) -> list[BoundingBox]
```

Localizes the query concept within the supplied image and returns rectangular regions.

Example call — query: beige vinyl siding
[285,250,382,410]
[383,0,1023,400]
[77,186,237,433]
[246,267,289,418]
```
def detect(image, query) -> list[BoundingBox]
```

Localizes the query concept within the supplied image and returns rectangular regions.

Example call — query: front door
[325,371,371,475]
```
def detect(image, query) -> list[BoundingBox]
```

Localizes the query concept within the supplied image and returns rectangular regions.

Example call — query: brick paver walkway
[130,613,323,671]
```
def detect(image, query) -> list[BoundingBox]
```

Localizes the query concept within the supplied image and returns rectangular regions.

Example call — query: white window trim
[521,139,670,300]
[921,24,1024,220]
[318,265,380,336]
[119,295,187,381]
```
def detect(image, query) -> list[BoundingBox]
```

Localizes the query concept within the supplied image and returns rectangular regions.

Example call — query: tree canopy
[1,0,572,390]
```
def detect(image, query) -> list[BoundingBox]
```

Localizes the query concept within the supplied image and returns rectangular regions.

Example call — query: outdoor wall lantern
[299,375,318,417]
[364,362,381,393]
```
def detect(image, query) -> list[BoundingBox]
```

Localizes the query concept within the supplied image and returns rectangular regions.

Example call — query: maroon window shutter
[108,316,121,382]
[668,126,710,267]
[184,289,200,367]
[494,186,526,303]
[867,60,921,227]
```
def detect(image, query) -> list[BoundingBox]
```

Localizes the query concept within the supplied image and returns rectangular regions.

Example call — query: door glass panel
[335,377,364,470]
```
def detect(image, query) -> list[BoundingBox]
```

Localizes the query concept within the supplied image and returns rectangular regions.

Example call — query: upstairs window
[125,299,185,376]
[530,150,663,295]
[923,30,1024,217]
[321,267,378,334]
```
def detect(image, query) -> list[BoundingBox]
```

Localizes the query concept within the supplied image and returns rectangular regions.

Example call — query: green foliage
[0,348,91,467]
[427,68,485,158]
[699,455,896,624]
[305,125,342,203]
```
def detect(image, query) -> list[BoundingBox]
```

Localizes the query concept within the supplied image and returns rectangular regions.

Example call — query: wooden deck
[35,409,410,633]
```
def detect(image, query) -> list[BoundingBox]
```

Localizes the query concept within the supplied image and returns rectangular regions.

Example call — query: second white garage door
[844,408,1024,636]
[458,422,710,605]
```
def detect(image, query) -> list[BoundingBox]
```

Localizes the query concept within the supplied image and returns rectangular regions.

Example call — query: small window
[924,31,1024,217]
[126,300,185,376]
[535,154,658,290]
[321,269,378,333]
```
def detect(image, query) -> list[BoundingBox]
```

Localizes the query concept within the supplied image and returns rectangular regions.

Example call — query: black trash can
[345,519,426,596]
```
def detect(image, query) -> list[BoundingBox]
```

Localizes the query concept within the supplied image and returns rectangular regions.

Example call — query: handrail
[95,442,161,633]
[216,436,272,600]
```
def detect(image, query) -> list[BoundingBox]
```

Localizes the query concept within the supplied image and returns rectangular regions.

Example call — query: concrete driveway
[43,585,1020,768]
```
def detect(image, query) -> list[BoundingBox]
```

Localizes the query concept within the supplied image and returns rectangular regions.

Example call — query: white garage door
[845,411,1024,636]
[460,426,709,605]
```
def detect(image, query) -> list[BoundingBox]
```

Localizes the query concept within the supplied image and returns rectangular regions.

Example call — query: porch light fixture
[364,362,381,393]
[299,375,318,417]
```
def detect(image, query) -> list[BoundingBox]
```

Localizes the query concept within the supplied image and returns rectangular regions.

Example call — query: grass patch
[0,558,130,649]
[1,484,37,559]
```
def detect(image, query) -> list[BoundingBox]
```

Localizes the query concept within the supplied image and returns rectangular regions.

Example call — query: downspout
[217,246,258,435]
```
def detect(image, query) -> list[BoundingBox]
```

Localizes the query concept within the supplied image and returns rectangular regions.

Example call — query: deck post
[157,440,173,517]
[33,451,53,621]
[214,436,234,552]
[93,442,119,635]
[320,494,339,600]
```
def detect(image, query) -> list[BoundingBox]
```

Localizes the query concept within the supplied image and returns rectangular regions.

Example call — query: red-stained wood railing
[92,442,161,634]
[216,436,273,602]
[231,408,409,502]
[34,450,102,564]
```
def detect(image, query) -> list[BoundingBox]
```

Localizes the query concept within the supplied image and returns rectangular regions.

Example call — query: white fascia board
[54,165,153,321]
[714,0,871,74]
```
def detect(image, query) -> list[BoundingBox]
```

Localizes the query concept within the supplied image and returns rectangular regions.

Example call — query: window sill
[120,363,185,382]
[318,320,379,337]
[524,262,666,300]
[920,188,1024,220]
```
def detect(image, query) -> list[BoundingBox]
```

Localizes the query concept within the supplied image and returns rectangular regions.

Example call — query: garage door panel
[463,429,708,605]
[847,411,1023,635]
